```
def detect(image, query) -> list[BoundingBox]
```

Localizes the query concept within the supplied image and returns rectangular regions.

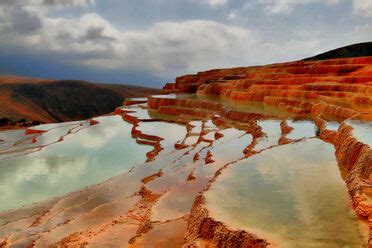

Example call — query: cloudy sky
[0,0,371,87]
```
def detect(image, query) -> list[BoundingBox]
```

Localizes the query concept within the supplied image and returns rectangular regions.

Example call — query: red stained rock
[89,119,99,126]
[205,151,214,165]
[123,112,140,124]
[175,143,189,150]
[141,170,163,184]
[185,195,268,247]
[113,108,125,115]
[214,132,224,140]
[124,99,148,106]
[166,56,372,120]
[187,172,196,181]
[325,121,372,239]
[151,56,372,244]
[193,153,200,162]
[25,128,47,135]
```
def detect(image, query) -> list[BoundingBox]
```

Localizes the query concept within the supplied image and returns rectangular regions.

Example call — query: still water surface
[205,139,367,247]
[0,115,152,211]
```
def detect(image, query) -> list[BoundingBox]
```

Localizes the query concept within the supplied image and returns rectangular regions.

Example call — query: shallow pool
[205,139,367,247]
[0,115,152,211]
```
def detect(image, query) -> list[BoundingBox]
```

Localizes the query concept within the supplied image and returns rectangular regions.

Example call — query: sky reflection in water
[0,116,152,211]
[205,139,367,247]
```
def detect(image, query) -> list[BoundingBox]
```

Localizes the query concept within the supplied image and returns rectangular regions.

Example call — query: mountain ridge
[304,41,372,61]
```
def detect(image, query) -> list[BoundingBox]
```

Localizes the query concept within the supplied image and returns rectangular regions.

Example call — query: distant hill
[304,41,372,61]
[0,75,161,128]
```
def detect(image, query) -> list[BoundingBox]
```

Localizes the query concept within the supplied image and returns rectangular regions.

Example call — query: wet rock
[185,195,268,247]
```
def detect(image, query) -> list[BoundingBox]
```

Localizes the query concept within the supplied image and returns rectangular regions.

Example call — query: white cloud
[353,0,372,17]
[42,0,88,7]
[55,17,322,75]
[204,0,228,7]
[0,0,92,7]
[0,2,326,78]
[255,0,339,14]
[3,0,369,82]
[189,0,228,7]
[82,19,260,74]
[42,13,120,53]
[0,3,259,75]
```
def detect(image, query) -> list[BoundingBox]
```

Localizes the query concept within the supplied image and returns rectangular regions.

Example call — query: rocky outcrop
[184,195,268,248]
[332,123,371,219]
[312,111,371,245]
[157,55,372,246]
[164,56,372,121]
[148,97,264,125]
[123,106,164,162]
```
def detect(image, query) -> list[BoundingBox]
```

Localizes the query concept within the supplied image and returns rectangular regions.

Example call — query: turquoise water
[347,120,372,146]
[205,139,367,247]
[286,120,316,139]
[0,115,152,211]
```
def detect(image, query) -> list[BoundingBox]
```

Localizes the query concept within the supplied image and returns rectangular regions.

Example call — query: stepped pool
[0,115,152,211]
[0,95,369,247]
[204,139,367,247]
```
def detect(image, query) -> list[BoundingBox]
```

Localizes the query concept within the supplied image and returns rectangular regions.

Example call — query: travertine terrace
[164,57,372,118]
[0,56,371,247]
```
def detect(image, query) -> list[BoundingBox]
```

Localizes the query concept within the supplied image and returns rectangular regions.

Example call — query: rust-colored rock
[175,143,189,150]
[155,55,372,245]
[163,56,372,120]
[89,119,99,126]
[25,128,47,135]
[205,151,215,165]
[185,195,268,247]
[141,170,164,184]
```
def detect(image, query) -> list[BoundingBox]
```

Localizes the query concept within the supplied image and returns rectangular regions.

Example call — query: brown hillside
[0,75,161,128]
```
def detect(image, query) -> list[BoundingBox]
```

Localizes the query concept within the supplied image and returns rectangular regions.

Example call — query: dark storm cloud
[10,7,42,34]
[81,26,116,42]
